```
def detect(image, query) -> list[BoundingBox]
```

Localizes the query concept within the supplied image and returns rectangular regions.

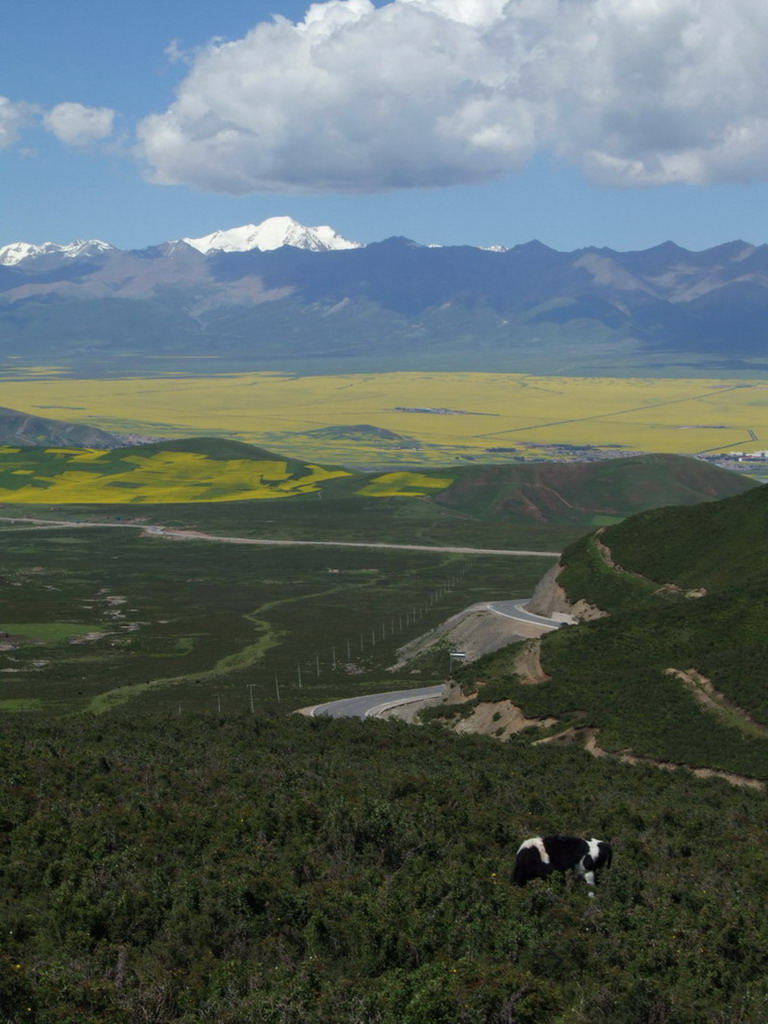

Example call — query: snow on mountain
[182,216,362,254]
[0,239,115,266]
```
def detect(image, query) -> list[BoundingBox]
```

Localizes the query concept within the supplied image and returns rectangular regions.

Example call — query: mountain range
[2,217,768,374]
[0,217,360,266]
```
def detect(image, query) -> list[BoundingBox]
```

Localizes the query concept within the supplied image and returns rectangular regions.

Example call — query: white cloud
[44,102,115,147]
[137,0,768,193]
[0,96,36,150]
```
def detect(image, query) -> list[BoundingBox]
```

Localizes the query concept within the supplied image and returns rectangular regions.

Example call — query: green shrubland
[2,712,768,1023]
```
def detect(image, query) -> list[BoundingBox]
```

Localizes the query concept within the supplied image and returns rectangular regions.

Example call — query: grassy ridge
[433,453,753,522]
[458,484,768,779]
[597,483,768,590]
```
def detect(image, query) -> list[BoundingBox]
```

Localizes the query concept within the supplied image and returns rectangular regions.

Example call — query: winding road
[310,598,565,719]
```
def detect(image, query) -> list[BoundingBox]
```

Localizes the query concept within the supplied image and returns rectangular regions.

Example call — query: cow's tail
[603,842,613,871]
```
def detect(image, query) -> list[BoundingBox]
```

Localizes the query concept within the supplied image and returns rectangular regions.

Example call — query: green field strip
[85,582,358,714]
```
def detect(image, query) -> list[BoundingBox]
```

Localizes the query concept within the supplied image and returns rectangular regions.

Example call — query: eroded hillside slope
[443,484,768,783]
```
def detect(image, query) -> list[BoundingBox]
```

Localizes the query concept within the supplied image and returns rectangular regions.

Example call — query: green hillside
[0,439,754,517]
[433,453,755,523]
[456,484,768,781]
[591,482,768,590]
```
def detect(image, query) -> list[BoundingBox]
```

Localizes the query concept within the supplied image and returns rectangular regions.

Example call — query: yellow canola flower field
[357,472,454,497]
[0,448,461,504]
[0,450,351,504]
[3,370,768,463]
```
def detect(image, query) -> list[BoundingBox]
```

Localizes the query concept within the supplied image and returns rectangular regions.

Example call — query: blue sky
[3,0,768,252]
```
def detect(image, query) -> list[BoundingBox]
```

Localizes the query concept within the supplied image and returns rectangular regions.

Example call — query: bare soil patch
[452,700,558,740]
[511,639,550,684]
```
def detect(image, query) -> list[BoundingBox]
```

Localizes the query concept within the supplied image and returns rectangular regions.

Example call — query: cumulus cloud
[44,102,115,147]
[0,96,36,149]
[137,0,768,193]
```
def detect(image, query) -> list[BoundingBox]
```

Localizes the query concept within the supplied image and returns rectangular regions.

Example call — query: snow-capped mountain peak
[181,216,362,255]
[0,238,115,266]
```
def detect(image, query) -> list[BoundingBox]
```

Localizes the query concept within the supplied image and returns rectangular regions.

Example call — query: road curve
[309,599,566,719]
[488,599,564,630]
[310,685,445,720]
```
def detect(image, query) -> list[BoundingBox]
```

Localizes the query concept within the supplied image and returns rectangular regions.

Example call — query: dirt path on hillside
[534,723,766,790]
[665,668,768,738]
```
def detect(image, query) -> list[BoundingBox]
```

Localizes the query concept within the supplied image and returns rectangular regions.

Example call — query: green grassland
[2,382,768,1021]
[0,520,552,715]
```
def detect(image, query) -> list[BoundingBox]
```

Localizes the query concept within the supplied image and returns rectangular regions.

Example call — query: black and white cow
[512,836,612,892]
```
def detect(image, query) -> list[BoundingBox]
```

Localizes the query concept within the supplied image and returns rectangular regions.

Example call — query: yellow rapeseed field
[0,450,351,503]
[357,472,454,497]
[3,371,767,465]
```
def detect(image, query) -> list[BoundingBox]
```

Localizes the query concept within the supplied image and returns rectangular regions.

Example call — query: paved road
[310,685,445,719]
[0,516,559,558]
[488,599,566,630]
[310,599,566,719]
